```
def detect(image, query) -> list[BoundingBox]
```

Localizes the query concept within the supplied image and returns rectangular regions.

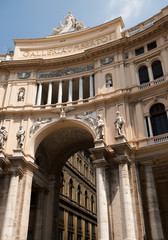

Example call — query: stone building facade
[0,6,168,240]
[28,150,97,240]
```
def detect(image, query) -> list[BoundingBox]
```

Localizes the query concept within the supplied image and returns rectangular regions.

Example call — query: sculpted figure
[106,75,113,88]
[64,11,74,27]
[16,126,25,148]
[114,111,125,135]
[52,21,64,34]
[0,125,7,150]
[18,89,24,101]
[95,115,104,140]
[29,118,51,137]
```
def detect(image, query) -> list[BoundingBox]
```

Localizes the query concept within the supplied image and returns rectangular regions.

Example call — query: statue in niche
[18,89,25,101]
[95,115,104,140]
[16,126,25,148]
[0,125,7,150]
[106,75,113,88]
[114,111,125,135]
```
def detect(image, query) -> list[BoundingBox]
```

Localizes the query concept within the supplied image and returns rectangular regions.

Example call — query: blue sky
[0,0,167,53]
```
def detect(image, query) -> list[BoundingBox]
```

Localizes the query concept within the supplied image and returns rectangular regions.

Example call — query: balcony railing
[139,75,167,90]
[154,134,168,144]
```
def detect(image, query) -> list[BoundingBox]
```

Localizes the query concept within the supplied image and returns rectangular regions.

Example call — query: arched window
[152,60,163,80]
[60,172,64,194]
[77,185,81,204]
[85,190,88,208]
[138,66,149,85]
[91,195,94,212]
[150,103,168,136]
[69,178,73,199]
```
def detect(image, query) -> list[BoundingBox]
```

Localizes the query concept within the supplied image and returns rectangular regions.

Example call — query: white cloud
[107,0,151,24]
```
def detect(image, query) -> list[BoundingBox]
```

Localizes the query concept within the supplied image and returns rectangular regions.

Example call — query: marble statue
[0,125,7,150]
[106,75,113,88]
[114,111,125,135]
[52,11,86,35]
[16,126,25,148]
[95,115,104,140]
[18,89,24,101]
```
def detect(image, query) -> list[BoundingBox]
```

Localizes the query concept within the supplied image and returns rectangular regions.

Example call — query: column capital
[114,154,131,165]
[93,159,107,168]
[139,159,154,166]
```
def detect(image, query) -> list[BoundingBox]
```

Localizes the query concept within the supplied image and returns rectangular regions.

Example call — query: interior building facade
[0,6,168,240]
[28,150,97,240]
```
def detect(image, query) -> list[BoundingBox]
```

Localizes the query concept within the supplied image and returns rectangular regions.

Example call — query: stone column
[43,176,55,240]
[117,159,136,240]
[79,76,83,100]
[93,159,110,240]
[136,71,139,85]
[147,116,153,137]
[34,84,38,105]
[144,162,164,239]
[0,170,20,239]
[34,190,45,240]
[47,81,52,105]
[148,65,154,82]
[89,74,94,98]
[37,82,42,105]
[68,78,73,102]
[17,169,33,239]
[58,80,63,104]
[166,110,168,119]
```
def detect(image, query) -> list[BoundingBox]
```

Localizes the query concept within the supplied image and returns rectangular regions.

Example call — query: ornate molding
[100,55,114,66]
[38,64,94,79]
[17,72,31,79]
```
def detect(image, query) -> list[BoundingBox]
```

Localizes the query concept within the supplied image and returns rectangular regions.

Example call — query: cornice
[0,15,167,70]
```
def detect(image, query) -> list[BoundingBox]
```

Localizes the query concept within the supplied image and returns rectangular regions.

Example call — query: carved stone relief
[38,64,94,79]
[100,56,114,66]
[29,118,52,137]
[17,72,31,79]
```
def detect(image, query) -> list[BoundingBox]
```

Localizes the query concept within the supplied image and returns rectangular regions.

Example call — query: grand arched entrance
[27,120,96,239]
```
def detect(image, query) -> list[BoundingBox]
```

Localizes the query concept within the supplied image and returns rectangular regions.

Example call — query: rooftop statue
[52,11,86,35]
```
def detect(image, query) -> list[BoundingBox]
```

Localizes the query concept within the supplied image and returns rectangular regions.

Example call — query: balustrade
[35,74,95,107]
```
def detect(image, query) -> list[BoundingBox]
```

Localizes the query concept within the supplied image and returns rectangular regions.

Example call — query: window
[150,103,168,136]
[147,41,157,51]
[68,232,73,240]
[58,207,64,224]
[138,66,149,84]
[152,60,163,80]
[77,217,82,230]
[135,47,144,56]
[58,229,64,240]
[68,212,74,227]
[85,191,88,208]
[60,172,64,194]
[69,179,73,199]
[77,185,81,204]
[91,195,94,212]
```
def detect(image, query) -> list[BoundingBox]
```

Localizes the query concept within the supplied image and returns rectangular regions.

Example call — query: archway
[27,120,96,240]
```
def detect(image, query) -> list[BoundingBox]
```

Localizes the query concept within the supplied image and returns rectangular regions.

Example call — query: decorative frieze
[38,64,94,79]
[17,72,31,79]
[29,118,52,137]
[75,111,96,127]
[100,55,114,66]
